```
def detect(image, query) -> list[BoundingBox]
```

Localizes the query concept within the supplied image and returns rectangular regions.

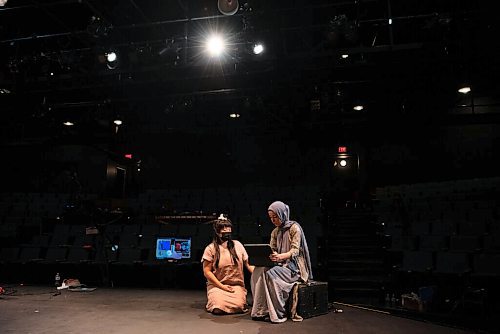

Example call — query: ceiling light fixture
[206,35,226,57]
[106,52,117,63]
[105,51,119,69]
[253,43,264,55]
[458,86,471,94]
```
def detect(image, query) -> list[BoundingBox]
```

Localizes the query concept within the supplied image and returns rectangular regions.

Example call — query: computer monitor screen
[156,237,191,260]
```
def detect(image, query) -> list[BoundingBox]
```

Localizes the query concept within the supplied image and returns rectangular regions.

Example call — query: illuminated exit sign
[338,146,347,153]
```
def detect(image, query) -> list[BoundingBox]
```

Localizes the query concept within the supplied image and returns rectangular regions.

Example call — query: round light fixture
[458,86,471,94]
[253,43,264,55]
[106,52,117,62]
[206,35,225,57]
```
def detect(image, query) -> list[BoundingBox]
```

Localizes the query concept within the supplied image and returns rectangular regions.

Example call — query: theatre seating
[374,177,500,290]
[0,185,323,286]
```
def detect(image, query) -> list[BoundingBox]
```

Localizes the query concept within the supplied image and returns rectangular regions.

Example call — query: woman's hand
[245,261,255,274]
[269,251,288,262]
[222,285,235,293]
[203,261,235,293]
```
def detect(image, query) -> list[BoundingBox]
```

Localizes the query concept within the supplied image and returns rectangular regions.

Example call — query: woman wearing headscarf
[251,201,313,323]
[202,215,254,314]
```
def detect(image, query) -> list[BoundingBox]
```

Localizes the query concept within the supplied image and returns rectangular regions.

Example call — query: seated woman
[202,215,254,314]
[251,201,313,323]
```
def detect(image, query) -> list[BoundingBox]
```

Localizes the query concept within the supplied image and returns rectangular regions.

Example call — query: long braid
[227,239,239,265]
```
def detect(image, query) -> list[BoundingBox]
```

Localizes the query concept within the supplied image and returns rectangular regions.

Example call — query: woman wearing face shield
[202,215,255,314]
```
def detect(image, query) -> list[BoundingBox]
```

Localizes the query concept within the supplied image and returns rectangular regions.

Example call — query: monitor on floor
[156,237,191,260]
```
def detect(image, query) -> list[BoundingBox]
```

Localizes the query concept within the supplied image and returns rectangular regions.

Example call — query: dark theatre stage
[1,0,500,333]
[0,286,474,334]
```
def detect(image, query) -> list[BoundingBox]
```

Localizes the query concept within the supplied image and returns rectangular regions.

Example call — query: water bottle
[55,273,61,287]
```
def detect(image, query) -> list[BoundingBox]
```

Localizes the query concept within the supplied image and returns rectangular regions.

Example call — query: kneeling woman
[202,216,254,314]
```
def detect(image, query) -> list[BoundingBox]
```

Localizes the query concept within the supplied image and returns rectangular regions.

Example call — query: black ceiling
[0,0,498,142]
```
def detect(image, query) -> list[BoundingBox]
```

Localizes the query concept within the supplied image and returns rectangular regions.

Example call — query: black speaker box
[296,281,329,319]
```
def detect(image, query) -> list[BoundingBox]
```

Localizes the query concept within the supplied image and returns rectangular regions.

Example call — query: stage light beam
[106,52,117,63]
[253,43,264,55]
[458,86,471,94]
[206,35,226,57]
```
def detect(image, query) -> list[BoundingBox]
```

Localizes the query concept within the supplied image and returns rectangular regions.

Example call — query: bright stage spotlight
[253,43,264,55]
[458,86,471,94]
[106,52,117,63]
[206,35,226,57]
[105,51,118,69]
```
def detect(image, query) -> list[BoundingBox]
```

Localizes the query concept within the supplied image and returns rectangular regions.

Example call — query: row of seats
[0,245,193,266]
[11,220,272,245]
[374,177,500,281]
[375,177,500,200]
[385,218,497,237]
[0,193,97,216]
[398,251,500,276]
[1,185,321,210]
[0,220,275,265]
[0,186,322,230]
[390,233,500,253]
[0,184,323,273]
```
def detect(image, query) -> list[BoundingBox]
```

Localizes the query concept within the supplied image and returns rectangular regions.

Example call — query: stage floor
[0,286,475,334]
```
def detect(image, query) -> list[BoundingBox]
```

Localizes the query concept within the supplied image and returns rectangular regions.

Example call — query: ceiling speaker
[218,0,239,16]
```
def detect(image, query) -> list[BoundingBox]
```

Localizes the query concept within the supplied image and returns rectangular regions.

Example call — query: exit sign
[338,146,347,153]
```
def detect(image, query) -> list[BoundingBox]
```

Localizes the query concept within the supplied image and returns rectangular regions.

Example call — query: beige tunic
[202,240,248,313]
[270,223,310,282]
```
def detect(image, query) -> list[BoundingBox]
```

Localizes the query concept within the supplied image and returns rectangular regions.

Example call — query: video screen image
[156,237,191,260]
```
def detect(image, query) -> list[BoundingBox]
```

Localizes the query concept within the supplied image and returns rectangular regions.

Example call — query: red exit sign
[338,146,347,153]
